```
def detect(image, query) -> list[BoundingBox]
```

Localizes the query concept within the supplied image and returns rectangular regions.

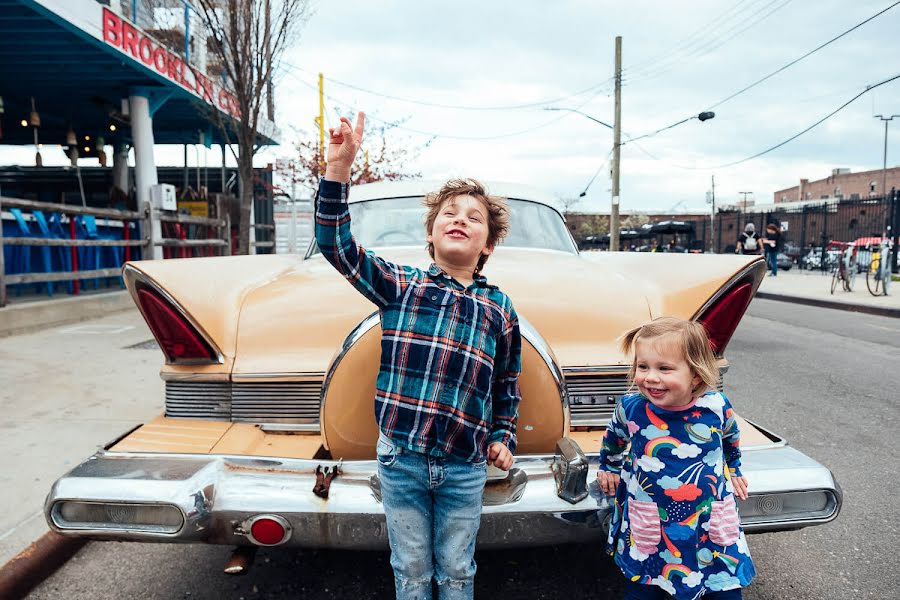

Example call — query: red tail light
[249,516,289,545]
[136,288,217,362]
[698,281,754,354]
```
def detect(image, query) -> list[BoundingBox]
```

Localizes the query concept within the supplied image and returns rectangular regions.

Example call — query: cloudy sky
[4,0,900,213]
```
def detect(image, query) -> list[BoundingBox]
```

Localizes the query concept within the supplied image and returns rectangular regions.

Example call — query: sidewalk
[755,267,900,317]
[0,309,161,567]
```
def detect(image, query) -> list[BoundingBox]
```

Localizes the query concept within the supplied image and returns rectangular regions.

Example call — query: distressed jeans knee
[434,576,475,600]
[394,573,433,600]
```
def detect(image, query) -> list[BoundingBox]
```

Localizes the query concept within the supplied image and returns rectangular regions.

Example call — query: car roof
[347,179,564,212]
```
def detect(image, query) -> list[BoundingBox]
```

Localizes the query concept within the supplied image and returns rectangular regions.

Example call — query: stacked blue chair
[77,215,124,289]
[9,208,54,296]
[40,212,74,294]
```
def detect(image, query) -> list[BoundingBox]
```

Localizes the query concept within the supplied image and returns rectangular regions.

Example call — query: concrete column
[129,94,162,259]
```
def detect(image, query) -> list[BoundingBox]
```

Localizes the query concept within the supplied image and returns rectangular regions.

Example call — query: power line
[284,70,611,141]
[282,61,614,112]
[711,73,900,168]
[644,74,900,171]
[623,0,794,85]
[623,0,765,77]
[707,0,900,109]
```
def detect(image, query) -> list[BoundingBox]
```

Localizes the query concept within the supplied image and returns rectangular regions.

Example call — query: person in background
[762,223,782,276]
[735,223,760,255]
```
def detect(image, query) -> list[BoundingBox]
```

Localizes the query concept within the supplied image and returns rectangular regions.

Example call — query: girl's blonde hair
[620,317,720,395]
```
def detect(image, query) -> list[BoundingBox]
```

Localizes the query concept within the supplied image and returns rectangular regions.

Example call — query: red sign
[101,7,239,118]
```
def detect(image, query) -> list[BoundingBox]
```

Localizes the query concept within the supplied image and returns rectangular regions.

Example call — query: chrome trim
[691,258,766,322]
[518,315,570,421]
[49,500,185,535]
[44,442,841,547]
[562,366,629,374]
[259,423,321,433]
[160,372,230,382]
[320,311,381,427]
[232,372,325,382]
[123,264,225,365]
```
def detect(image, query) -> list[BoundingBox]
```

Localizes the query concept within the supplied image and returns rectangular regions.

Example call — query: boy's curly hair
[619,317,720,396]
[423,178,510,274]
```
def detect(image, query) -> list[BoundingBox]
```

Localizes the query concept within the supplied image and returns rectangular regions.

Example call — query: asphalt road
[27,299,900,599]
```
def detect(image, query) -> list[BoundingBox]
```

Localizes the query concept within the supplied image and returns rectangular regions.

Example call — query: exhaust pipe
[224,546,257,575]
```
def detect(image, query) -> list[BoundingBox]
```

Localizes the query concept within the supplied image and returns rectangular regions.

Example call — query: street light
[545,107,716,248]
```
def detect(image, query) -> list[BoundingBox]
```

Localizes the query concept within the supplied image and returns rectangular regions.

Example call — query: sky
[3,0,900,213]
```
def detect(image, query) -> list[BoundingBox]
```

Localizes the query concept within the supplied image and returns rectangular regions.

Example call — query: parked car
[800,247,838,271]
[44,180,841,566]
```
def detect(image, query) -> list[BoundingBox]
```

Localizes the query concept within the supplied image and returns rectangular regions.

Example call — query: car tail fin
[696,261,765,354]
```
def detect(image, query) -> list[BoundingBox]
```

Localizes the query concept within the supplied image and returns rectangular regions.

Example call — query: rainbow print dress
[599,391,756,599]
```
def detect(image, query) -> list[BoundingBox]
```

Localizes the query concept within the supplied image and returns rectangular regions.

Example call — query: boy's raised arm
[315,113,404,309]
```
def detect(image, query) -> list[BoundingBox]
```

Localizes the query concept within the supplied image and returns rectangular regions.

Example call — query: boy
[315,113,521,600]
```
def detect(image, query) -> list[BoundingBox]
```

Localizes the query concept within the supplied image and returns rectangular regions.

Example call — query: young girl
[597,317,755,600]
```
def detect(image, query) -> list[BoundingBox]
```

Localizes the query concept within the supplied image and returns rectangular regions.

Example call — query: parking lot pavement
[756,268,900,315]
[0,308,161,567]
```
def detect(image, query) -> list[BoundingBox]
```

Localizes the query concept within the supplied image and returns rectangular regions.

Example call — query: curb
[756,291,900,318]
[0,290,132,338]
[0,532,86,599]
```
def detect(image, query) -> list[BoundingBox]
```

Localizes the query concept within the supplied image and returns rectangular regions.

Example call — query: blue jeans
[377,433,487,600]
[766,249,778,275]
[623,579,743,599]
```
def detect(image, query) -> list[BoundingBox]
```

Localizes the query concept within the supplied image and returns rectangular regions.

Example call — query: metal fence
[704,191,899,273]
[1,194,232,307]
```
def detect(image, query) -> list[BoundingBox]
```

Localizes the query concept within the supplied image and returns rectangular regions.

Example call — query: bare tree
[289,121,425,196]
[193,0,311,254]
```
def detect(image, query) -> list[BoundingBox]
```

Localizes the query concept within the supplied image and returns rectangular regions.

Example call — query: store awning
[0,0,280,148]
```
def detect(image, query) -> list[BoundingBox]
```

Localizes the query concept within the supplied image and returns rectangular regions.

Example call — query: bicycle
[829,242,857,294]
[866,242,893,296]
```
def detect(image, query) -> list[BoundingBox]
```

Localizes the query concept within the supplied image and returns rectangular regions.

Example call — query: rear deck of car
[108,414,775,458]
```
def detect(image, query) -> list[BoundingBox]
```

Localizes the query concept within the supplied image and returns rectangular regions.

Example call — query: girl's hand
[731,475,749,500]
[324,112,365,183]
[597,470,620,496]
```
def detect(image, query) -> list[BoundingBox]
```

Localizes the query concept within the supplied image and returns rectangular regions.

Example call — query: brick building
[774,167,900,203]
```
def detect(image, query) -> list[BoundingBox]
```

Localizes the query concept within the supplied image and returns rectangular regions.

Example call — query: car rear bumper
[45,442,841,549]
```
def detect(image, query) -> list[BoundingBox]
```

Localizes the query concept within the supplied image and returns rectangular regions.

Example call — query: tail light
[246,515,291,546]
[697,281,754,354]
[136,287,217,363]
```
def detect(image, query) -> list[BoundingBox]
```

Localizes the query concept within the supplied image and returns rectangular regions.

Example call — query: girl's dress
[599,390,756,599]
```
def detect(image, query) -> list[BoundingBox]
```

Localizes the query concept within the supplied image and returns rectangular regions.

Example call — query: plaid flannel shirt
[315,178,521,463]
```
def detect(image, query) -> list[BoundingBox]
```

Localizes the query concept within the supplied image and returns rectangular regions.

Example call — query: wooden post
[141,200,156,261]
[0,197,7,307]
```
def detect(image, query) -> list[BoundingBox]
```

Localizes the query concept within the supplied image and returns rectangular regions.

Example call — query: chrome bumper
[45,442,841,549]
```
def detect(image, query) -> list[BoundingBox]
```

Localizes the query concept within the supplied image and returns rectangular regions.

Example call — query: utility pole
[314,73,325,173]
[875,115,899,200]
[610,36,622,251]
[739,191,753,211]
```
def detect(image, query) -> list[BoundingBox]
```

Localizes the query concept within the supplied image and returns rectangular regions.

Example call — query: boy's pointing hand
[487,442,514,470]
[325,112,365,183]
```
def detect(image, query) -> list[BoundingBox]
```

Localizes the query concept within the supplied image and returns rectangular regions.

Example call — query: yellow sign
[177,201,209,218]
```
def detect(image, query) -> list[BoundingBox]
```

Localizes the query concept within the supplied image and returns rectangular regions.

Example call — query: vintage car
[44,180,841,571]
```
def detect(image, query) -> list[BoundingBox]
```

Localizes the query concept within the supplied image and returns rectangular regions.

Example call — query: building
[774,167,900,203]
